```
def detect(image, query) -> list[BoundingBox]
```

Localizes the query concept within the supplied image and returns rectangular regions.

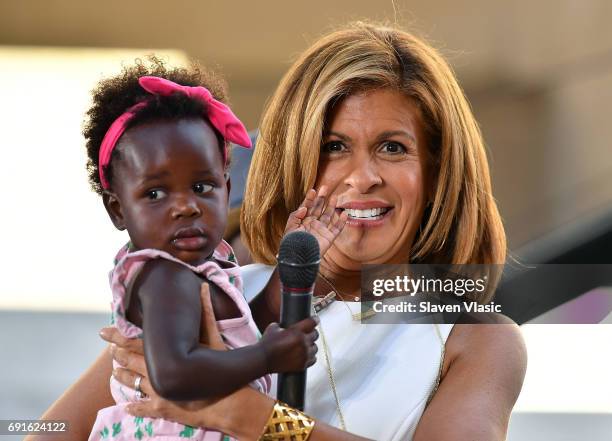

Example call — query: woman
[31,22,526,440]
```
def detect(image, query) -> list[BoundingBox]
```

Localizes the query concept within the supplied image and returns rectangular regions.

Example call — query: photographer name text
[372,301,502,313]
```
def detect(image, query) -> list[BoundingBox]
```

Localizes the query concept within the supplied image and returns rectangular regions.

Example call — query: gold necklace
[309,272,376,432]
[312,306,347,431]
[317,272,377,321]
[314,272,447,432]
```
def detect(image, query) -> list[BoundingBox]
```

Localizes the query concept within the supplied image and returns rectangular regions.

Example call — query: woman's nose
[171,195,202,219]
[343,157,383,193]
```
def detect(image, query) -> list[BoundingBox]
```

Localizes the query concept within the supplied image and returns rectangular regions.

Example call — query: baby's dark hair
[84,55,231,195]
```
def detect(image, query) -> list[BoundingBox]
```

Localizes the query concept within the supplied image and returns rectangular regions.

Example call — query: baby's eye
[146,189,167,200]
[193,183,214,194]
[321,140,347,154]
[380,141,407,154]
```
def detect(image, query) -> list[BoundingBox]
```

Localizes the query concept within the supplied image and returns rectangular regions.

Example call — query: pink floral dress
[89,241,271,441]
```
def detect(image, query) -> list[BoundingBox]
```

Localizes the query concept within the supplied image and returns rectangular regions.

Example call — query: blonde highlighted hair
[242,22,506,266]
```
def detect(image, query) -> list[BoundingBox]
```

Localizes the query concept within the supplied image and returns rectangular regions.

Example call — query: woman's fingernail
[112,368,118,378]
[99,328,110,339]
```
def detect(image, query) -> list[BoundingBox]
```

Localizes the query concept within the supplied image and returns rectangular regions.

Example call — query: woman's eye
[380,141,407,154]
[321,141,347,153]
[146,189,167,200]
[193,183,214,194]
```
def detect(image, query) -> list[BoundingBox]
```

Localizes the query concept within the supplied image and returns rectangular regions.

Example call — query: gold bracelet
[258,401,315,441]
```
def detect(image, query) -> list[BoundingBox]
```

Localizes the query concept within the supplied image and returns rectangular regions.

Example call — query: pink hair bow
[98,76,252,190]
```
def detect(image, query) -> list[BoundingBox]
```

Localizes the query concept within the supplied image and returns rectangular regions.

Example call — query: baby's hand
[284,186,348,258]
[259,317,319,373]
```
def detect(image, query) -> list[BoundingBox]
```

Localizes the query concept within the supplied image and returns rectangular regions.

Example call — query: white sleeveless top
[242,264,454,441]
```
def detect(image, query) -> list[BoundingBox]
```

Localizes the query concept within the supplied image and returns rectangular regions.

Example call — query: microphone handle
[277,288,313,410]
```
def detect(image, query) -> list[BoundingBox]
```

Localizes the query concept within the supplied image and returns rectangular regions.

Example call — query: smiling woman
[31,23,525,441]
[243,24,506,271]
[241,22,522,440]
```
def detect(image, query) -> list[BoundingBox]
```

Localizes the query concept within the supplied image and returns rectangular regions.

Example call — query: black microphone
[277,230,320,410]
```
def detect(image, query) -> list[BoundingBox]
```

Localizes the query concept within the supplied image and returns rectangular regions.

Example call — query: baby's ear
[102,191,126,231]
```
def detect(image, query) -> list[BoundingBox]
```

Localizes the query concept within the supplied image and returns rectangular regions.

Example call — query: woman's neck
[318,255,363,301]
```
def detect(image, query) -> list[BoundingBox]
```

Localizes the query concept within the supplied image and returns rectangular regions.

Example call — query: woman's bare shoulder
[443,314,527,377]
[415,316,527,440]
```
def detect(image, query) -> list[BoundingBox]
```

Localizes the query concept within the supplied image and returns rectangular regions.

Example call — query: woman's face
[316,88,430,269]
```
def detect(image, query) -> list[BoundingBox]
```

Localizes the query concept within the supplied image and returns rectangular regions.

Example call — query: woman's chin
[330,242,399,267]
[330,229,414,266]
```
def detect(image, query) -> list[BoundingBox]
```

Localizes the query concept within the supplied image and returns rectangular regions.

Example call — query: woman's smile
[336,200,394,227]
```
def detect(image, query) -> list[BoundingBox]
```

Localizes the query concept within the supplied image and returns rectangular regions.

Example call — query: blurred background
[0,1,611,440]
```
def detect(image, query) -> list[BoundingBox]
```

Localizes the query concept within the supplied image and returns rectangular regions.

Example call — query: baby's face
[107,118,229,266]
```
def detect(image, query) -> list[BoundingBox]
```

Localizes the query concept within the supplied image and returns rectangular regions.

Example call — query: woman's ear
[102,191,126,231]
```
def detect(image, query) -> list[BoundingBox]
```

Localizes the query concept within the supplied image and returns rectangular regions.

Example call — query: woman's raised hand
[284,186,348,257]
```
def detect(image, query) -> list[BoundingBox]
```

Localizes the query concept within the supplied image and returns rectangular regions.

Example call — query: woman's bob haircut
[242,22,506,267]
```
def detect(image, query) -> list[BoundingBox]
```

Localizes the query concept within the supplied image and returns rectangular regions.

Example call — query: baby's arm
[284,186,348,259]
[255,188,348,329]
[261,186,348,300]
[133,259,317,401]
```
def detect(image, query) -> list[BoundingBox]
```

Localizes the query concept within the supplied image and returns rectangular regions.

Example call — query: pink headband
[98,75,252,189]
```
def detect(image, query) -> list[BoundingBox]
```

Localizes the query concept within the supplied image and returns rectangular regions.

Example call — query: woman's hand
[99,284,229,418]
[101,282,370,441]
[100,283,275,438]
[284,186,348,257]
[126,382,274,439]
[98,327,150,390]
[101,324,211,421]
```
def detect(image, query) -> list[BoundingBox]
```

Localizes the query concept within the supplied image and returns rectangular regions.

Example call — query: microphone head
[278,231,320,289]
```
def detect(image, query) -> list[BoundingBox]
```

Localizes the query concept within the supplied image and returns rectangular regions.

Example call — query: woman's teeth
[344,208,389,219]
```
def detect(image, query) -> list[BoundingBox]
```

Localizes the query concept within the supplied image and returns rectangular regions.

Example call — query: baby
[84,57,329,441]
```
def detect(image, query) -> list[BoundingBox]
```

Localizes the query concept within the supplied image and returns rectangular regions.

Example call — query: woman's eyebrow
[377,130,417,144]
[323,130,416,144]
[323,131,352,142]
